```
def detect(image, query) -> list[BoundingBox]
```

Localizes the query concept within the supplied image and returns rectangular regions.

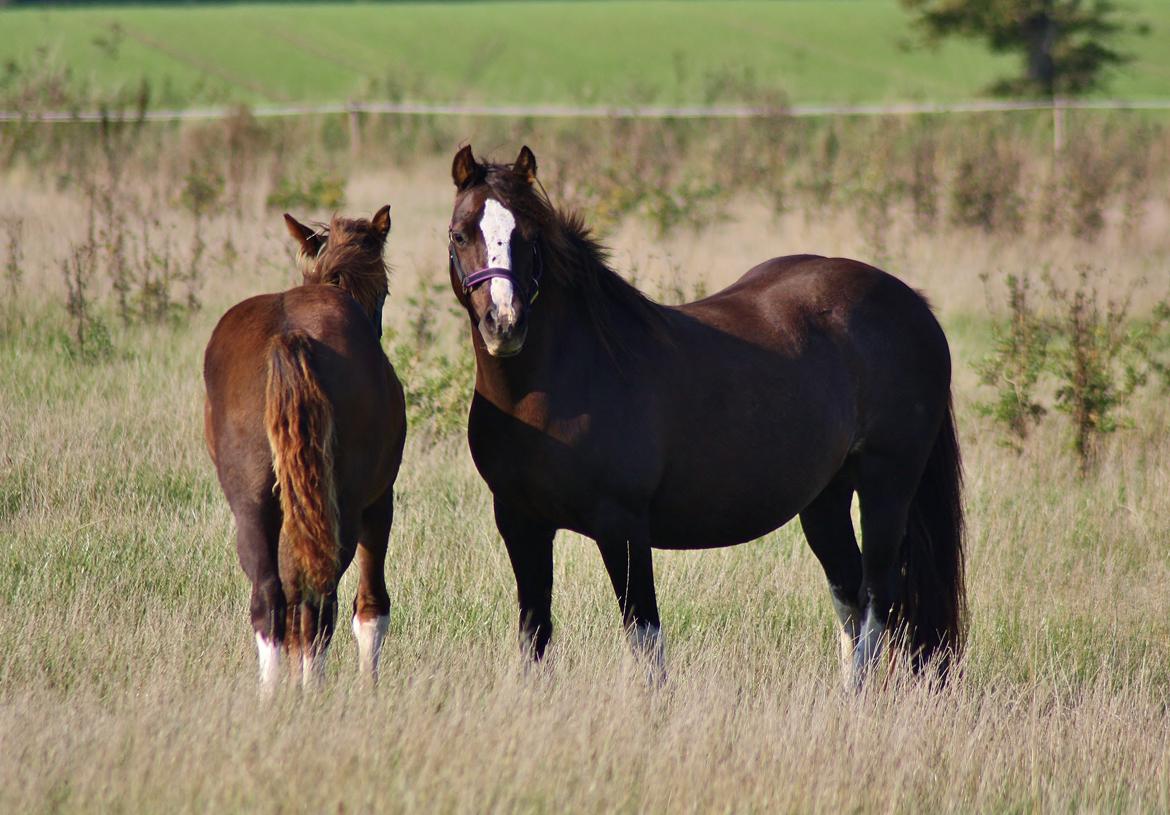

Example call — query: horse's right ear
[452,145,482,190]
[284,213,324,257]
[371,204,391,240]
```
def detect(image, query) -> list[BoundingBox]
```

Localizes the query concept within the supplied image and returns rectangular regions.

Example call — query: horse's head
[284,205,392,334]
[448,145,543,358]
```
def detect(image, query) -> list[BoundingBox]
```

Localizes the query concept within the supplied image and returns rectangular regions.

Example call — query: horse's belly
[647,481,808,549]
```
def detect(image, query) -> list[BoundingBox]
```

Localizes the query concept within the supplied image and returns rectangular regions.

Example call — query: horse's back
[645,255,951,548]
[679,254,949,383]
[203,285,405,512]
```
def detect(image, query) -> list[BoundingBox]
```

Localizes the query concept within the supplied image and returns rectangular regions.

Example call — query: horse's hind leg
[798,477,863,687]
[233,499,285,693]
[853,456,919,688]
[352,489,393,684]
[291,590,338,689]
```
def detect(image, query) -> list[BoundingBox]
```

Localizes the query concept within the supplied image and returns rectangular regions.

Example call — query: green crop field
[1,0,1168,107]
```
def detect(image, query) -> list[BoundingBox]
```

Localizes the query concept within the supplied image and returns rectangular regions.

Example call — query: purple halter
[450,240,543,303]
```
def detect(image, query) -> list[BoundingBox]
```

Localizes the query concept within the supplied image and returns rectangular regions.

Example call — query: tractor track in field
[119,25,294,103]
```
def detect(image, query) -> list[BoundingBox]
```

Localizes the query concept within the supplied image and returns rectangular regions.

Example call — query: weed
[975,272,1051,450]
[978,267,1170,473]
[60,217,112,363]
[2,218,22,334]
[950,136,1023,233]
[266,167,346,212]
[1045,268,1168,475]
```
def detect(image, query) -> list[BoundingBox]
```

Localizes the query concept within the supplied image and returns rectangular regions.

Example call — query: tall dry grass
[2,112,1170,812]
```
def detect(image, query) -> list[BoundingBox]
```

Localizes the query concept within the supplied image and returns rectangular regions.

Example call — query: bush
[977,267,1170,474]
[265,168,346,212]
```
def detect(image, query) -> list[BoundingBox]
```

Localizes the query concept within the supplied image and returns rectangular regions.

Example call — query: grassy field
[2,100,1170,809]
[1,0,1169,107]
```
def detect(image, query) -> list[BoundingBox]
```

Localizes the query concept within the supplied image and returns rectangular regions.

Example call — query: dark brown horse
[447,146,965,688]
[204,206,406,690]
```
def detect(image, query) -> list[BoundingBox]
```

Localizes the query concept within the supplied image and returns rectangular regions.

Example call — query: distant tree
[900,0,1147,97]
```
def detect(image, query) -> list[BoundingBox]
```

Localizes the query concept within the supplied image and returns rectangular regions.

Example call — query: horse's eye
[451,231,467,247]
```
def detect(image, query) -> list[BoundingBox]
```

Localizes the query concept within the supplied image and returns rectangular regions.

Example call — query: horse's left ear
[514,145,537,183]
[371,204,391,240]
[284,213,324,257]
[452,145,483,190]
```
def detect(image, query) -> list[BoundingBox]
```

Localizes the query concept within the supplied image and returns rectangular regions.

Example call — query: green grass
[1,0,1167,107]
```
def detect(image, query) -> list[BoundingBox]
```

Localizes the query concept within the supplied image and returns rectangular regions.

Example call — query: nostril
[484,310,497,330]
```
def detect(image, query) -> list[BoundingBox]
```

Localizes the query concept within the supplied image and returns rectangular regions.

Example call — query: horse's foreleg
[597,529,665,684]
[495,498,556,661]
[799,478,863,689]
[353,490,394,685]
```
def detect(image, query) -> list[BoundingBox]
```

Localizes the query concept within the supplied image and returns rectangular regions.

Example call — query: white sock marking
[851,605,886,690]
[628,622,666,685]
[830,594,861,684]
[255,632,282,694]
[352,614,390,684]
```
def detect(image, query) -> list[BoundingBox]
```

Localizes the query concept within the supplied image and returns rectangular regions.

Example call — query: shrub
[975,272,1051,450]
[266,168,346,212]
[978,267,1170,474]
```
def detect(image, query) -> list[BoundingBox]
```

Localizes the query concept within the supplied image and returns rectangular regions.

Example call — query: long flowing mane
[479,162,669,359]
[296,215,389,319]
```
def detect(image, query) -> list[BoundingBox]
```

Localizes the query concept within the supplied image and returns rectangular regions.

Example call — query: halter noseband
[450,239,543,304]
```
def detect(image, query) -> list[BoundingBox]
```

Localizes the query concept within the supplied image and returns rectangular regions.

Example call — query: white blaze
[480,199,517,318]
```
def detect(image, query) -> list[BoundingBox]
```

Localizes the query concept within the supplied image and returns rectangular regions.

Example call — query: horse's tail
[265,331,339,598]
[896,395,966,682]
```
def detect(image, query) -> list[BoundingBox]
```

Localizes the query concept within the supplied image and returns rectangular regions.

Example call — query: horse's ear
[284,213,323,257]
[514,145,537,183]
[452,145,482,190]
[371,204,391,240]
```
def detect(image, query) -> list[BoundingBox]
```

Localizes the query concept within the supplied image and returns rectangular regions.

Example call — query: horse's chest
[468,398,656,529]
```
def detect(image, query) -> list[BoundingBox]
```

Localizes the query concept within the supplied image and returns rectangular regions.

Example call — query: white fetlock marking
[851,606,886,690]
[302,642,329,689]
[831,594,861,684]
[628,622,666,683]
[255,633,282,694]
[352,614,390,682]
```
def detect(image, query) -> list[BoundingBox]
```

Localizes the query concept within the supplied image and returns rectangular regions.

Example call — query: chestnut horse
[204,206,406,690]
[447,146,965,688]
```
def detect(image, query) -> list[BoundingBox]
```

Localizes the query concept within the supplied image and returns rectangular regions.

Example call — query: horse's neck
[471,282,596,407]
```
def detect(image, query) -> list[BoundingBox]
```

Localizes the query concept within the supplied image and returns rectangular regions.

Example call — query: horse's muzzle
[479,306,527,357]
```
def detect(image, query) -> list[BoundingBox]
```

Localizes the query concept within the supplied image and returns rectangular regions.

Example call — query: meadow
[2,8,1170,809]
[1,0,1169,108]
